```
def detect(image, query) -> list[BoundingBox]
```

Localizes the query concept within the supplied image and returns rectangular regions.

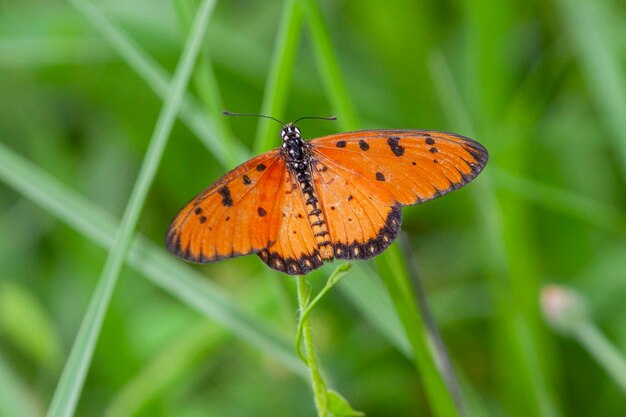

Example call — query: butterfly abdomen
[283,132,334,260]
[294,168,334,260]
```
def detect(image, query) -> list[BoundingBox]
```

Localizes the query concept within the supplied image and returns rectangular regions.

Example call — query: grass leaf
[46,2,217,416]
[254,0,303,153]
[0,141,306,378]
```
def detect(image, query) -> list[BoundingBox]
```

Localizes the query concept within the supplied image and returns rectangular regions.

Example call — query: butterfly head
[280,124,302,142]
[281,124,308,163]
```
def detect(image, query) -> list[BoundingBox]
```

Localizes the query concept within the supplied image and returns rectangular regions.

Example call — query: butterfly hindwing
[257,171,324,275]
[310,155,401,260]
[166,150,285,262]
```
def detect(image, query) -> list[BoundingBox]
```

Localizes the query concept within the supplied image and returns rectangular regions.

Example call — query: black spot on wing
[359,139,370,151]
[387,136,405,156]
[256,163,266,171]
[334,205,401,260]
[243,174,252,185]
[258,207,267,217]
[336,140,346,148]
[376,172,385,181]
[218,186,233,206]
[257,249,324,275]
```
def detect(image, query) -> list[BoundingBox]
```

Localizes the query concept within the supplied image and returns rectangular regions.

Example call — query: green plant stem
[45,2,215,417]
[543,286,626,394]
[574,321,626,394]
[297,276,328,417]
[295,264,350,362]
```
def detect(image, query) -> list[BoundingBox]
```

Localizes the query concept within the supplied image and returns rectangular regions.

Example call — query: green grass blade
[542,285,626,393]
[0,282,63,373]
[375,243,461,417]
[555,0,626,179]
[575,322,626,394]
[45,2,215,416]
[68,0,247,167]
[493,169,626,235]
[254,0,303,153]
[104,321,228,417]
[429,47,559,417]
[428,52,476,135]
[172,0,239,155]
[299,4,474,414]
[0,134,305,381]
[300,0,358,130]
[337,264,411,356]
[0,350,40,417]
[340,265,493,417]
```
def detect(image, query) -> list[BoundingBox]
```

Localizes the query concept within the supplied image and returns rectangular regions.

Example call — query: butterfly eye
[281,129,289,141]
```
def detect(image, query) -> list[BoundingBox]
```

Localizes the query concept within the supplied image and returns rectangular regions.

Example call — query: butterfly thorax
[280,124,334,260]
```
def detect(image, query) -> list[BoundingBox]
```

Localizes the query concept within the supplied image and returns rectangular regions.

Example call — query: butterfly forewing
[166,150,285,262]
[311,130,488,206]
[306,130,488,260]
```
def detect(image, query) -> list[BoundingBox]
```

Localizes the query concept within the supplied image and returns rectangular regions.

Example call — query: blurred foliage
[1,0,625,416]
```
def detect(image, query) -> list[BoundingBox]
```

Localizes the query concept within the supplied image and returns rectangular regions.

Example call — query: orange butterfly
[166,114,488,275]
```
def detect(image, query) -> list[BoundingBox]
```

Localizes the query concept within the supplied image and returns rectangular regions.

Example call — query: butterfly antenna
[292,115,337,124]
[223,111,284,125]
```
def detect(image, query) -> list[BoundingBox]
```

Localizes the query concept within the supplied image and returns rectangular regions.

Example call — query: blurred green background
[1,0,625,416]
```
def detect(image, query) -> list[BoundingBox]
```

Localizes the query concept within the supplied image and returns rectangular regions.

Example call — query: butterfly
[166,114,488,275]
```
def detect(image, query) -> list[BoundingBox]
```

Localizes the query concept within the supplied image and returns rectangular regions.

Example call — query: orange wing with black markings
[257,171,326,275]
[166,150,286,263]
[307,130,488,260]
[166,123,488,275]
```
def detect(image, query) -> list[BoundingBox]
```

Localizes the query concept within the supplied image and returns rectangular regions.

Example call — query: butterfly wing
[309,130,488,259]
[257,171,325,275]
[166,149,286,263]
